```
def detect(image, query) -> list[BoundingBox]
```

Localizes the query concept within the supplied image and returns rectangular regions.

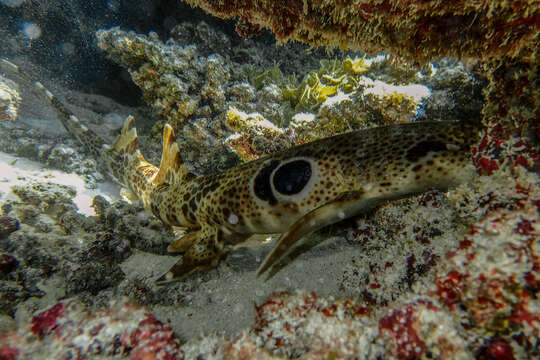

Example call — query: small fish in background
[0,58,483,284]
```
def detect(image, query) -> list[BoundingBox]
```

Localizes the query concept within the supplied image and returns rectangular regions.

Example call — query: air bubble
[22,22,42,40]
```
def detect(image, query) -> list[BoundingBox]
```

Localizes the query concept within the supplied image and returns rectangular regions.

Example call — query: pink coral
[379,304,427,359]
[1,299,183,360]
[30,303,65,337]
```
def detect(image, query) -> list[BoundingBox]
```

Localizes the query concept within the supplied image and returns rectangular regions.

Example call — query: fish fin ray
[257,191,373,277]
[156,227,223,284]
[167,230,199,253]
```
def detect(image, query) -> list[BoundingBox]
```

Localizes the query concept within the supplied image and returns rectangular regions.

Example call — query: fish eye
[272,160,312,195]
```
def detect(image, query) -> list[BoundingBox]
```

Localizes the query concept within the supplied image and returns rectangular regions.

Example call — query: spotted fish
[1,58,482,284]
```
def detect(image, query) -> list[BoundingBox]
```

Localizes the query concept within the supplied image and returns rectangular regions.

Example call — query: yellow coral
[224,107,295,161]
[225,107,275,132]
[384,91,409,108]
[283,57,372,111]
[342,56,369,75]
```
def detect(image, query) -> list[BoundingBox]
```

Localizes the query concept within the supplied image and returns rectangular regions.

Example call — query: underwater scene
[0,1,539,359]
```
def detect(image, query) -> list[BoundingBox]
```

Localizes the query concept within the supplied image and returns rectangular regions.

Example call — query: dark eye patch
[406,140,446,162]
[272,160,312,195]
[254,160,280,205]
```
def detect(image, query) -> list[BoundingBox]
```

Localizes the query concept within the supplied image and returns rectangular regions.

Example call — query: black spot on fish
[222,207,230,218]
[203,182,220,194]
[151,202,161,221]
[406,140,446,162]
[189,198,198,212]
[273,160,312,195]
[253,160,280,205]
[182,204,189,218]
[166,213,178,226]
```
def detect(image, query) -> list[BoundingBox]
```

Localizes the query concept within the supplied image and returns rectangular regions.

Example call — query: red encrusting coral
[1,300,184,360]
[431,192,540,354]
[0,347,19,360]
[0,254,17,274]
[379,305,426,360]
[30,303,65,337]
[472,123,540,176]
[123,314,182,360]
[477,337,515,360]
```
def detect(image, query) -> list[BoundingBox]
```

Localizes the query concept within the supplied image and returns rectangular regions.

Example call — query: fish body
[1,58,482,283]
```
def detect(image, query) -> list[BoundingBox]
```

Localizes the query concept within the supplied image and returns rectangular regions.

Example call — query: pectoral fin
[167,230,200,253]
[156,227,223,284]
[256,191,372,277]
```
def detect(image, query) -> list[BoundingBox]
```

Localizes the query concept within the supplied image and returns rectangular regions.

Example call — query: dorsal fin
[154,123,191,186]
[111,115,140,155]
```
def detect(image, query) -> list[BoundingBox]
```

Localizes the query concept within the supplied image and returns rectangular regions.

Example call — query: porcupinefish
[1,58,482,284]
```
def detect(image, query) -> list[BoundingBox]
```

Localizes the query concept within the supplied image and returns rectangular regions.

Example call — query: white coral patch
[362,78,431,104]
[321,90,352,107]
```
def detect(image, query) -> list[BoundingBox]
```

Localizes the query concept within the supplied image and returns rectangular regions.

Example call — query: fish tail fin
[0,58,107,159]
[0,58,157,202]
[106,115,161,209]
[1,58,193,217]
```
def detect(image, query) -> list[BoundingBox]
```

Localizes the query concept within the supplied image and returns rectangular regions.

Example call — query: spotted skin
[1,58,482,283]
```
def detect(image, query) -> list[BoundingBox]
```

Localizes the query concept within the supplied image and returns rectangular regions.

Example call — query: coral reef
[181,0,539,62]
[224,107,295,161]
[96,28,202,127]
[433,170,540,358]
[340,190,462,305]
[1,1,538,359]
[96,26,291,173]
[473,49,540,175]
[224,56,479,159]
[0,298,182,360]
[178,0,538,169]
[95,26,484,169]
[282,56,428,135]
[0,180,172,316]
[420,58,486,123]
